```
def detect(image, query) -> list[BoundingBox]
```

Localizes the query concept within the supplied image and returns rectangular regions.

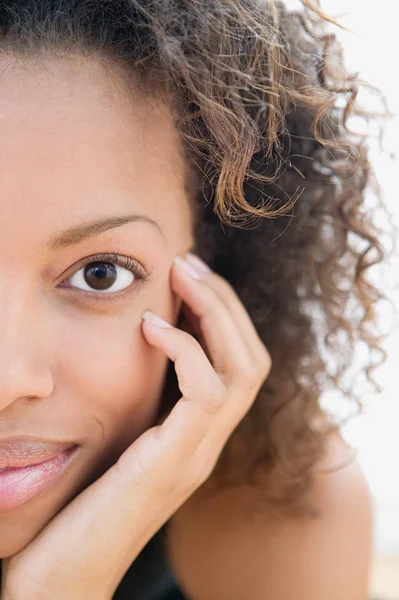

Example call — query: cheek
[52,312,170,452]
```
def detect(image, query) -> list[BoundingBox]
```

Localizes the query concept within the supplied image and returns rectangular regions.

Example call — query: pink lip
[0,437,77,470]
[0,445,79,511]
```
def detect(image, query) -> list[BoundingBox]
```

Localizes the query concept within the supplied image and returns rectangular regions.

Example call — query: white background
[287,0,399,558]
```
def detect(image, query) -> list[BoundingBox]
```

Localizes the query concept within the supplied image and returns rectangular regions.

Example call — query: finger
[185,252,271,374]
[170,257,262,388]
[178,301,210,359]
[140,311,262,476]
[141,314,227,437]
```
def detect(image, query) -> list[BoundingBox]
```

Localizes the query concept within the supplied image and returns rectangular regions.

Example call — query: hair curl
[0,0,396,515]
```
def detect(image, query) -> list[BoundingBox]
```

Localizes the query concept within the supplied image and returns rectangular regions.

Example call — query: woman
[0,0,394,598]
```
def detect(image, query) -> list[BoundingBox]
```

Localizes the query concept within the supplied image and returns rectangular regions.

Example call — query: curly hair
[0,0,396,515]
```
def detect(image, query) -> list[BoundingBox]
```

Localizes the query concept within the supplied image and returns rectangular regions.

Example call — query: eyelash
[58,251,153,303]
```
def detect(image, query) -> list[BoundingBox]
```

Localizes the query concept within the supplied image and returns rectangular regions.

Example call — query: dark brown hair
[0,0,395,514]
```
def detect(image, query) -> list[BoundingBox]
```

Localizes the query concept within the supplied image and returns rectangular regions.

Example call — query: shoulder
[164,432,374,600]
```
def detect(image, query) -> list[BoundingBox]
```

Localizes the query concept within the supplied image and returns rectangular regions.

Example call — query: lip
[0,444,79,512]
[0,437,78,470]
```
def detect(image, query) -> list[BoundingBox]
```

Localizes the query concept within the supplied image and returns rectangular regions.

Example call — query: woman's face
[0,54,195,557]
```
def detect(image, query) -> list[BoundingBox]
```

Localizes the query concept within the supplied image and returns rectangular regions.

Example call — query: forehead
[0,54,195,251]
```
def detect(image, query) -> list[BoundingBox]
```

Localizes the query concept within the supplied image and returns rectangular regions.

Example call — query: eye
[57,252,151,300]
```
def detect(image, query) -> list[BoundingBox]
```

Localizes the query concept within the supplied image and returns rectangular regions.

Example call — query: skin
[0,52,196,558]
[165,432,374,600]
[0,52,373,600]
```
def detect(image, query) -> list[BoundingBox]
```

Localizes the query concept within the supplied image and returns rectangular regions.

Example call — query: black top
[113,523,186,600]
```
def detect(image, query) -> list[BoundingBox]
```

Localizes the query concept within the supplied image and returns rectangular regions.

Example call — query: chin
[0,535,31,559]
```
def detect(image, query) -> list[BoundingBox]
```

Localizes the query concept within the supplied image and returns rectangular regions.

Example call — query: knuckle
[214,380,228,400]
[237,352,271,393]
[241,360,261,387]
[201,383,227,416]
[260,348,272,377]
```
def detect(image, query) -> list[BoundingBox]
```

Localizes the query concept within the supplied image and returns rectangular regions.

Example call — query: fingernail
[184,252,212,274]
[142,311,173,328]
[173,256,202,280]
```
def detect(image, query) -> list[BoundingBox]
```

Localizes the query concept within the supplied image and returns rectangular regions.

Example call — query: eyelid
[55,250,153,301]
[56,251,151,280]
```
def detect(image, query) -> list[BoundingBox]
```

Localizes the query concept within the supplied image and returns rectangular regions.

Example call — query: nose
[0,297,54,411]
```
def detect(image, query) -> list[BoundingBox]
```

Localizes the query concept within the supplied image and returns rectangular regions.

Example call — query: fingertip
[142,310,173,329]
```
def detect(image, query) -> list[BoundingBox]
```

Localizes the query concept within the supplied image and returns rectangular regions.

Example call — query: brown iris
[83,262,117,290]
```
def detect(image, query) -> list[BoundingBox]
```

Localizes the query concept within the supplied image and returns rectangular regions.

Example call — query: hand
[1,252,271,600]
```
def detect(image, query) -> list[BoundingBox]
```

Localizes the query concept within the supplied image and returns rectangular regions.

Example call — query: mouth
[0,437,79,470]
[0,444,80,512]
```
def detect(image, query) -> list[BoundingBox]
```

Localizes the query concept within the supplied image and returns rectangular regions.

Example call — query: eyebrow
[47,213,164,250]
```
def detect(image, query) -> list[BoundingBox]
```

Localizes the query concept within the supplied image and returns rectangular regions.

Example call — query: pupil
[84,262,117,290]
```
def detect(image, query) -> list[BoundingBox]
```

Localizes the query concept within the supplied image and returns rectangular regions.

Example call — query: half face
[0,53,195,557]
